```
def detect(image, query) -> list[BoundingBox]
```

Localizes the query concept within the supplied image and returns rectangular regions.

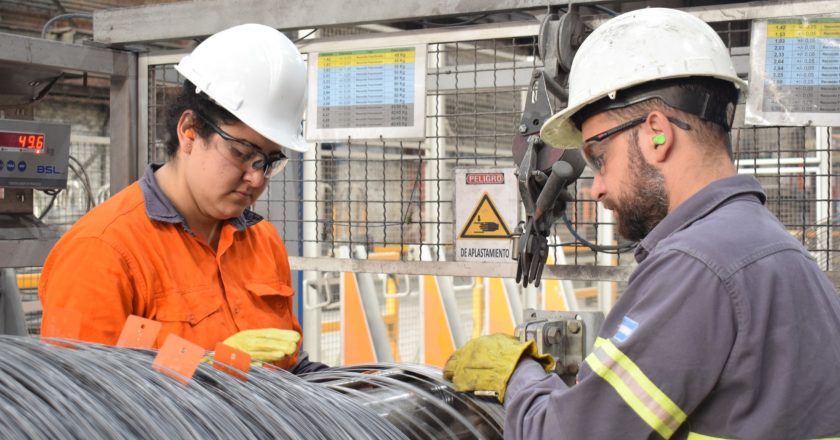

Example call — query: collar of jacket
[138,163,263,233]
[635,174,766,263]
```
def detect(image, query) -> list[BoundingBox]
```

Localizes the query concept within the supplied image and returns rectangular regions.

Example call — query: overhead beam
[588,0,840,26]
[95,0,840,45]
[687,0,840,23]
[0,32,129,77]
[93,0,611,44]
[296,20,539,53]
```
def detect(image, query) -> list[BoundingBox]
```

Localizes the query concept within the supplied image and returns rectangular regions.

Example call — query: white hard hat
[176,23,309,152]
[540,8,748,150]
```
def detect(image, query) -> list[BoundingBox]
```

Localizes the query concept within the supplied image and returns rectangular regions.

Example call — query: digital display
[0,131,45,153]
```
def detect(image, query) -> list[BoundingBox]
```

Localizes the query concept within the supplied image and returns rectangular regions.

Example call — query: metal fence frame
[139,21,654,276]
[139,17,840,362]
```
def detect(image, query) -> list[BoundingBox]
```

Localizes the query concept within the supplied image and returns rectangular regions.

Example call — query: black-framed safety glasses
[195,111,289,178]
[581,116,690,175]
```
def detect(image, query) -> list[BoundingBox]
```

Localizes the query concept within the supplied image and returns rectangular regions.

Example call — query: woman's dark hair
[163,80,239,158]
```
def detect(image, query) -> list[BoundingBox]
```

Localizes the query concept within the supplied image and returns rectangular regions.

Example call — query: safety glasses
[581,116,690,175]
[195,112,289,178]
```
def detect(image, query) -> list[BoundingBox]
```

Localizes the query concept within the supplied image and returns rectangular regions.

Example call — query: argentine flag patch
[614,316,639,343]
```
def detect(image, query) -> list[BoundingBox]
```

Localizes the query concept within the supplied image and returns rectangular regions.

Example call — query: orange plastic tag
[212,343,250,381]
[152,334,205,384]
[116,315,161,349]
[40,307,82,348]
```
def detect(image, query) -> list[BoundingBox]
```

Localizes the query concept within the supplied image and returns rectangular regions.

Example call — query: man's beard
[609,131,669,242]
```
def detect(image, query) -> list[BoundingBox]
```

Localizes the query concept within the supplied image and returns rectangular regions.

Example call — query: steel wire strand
[244,366,410,440]
[396,363,504,436]
[227,368,345,440]
[364,364,504,439]
[349,372,485,439]
[0,336,503,439]
[2,339,204,439]
[83,343,405,440]
[0,339,120,439]
[315,370,463,439]
[302,372,430,439]
[304,364,503,439]
[61,344,219,439]
[0,336,414,439]
[8,338,268,439]
[179,368,293,439]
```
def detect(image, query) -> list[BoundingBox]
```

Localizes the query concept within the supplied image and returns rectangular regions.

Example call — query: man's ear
[644,110,674,163]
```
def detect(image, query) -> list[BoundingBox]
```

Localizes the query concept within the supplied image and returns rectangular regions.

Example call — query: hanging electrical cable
[67,154,96,210]
[561,214,637,254]
[36,188,62,220]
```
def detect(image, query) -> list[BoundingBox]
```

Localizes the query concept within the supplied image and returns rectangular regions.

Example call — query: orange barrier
[485,277,516,335]
[472,277,483,338]
[16,273,40,290]
[421,275,457,367]
[541,253,569,311]
[340,271,377,364]
[369,246,405,362]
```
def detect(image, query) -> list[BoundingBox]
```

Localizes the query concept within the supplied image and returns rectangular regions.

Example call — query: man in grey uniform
[444,8,840,439]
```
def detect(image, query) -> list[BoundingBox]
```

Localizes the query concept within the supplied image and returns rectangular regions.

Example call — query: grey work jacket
[504,175,840,439]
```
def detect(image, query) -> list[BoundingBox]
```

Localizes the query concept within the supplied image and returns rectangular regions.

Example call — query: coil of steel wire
[0,336,503,439]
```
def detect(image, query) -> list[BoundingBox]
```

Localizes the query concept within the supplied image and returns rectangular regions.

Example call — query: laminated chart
[307,46,426,140]
[747,18,840,126]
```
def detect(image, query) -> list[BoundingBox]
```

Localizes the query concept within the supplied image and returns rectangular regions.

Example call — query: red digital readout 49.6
[0,131,45,153]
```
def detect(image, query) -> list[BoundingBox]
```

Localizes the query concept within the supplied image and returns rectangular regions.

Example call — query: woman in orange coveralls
[39,23,326,374]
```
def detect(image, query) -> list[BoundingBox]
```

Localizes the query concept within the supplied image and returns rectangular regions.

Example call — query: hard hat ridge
[175,23,309,153]
[571,77,740,131]
[540,8,747,150]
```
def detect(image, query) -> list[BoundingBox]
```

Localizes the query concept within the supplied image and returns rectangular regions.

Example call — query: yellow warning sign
[460,193,511,239]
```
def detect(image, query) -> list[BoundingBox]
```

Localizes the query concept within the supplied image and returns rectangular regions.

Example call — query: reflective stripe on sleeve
[586,337,688,439]
[687,433,734,440]
[688,431,840,439]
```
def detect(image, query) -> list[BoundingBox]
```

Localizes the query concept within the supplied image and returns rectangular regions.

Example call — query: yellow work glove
[222,328,301,363]
[443,334,555,403]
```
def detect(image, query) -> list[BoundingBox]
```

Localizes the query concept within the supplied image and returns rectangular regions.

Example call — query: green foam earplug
[652,133,666,145]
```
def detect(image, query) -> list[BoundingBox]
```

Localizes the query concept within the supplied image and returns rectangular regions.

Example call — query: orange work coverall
[39,166,301,369]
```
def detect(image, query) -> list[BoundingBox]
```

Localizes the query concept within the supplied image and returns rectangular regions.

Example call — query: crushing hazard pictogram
[460,193,511,239]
